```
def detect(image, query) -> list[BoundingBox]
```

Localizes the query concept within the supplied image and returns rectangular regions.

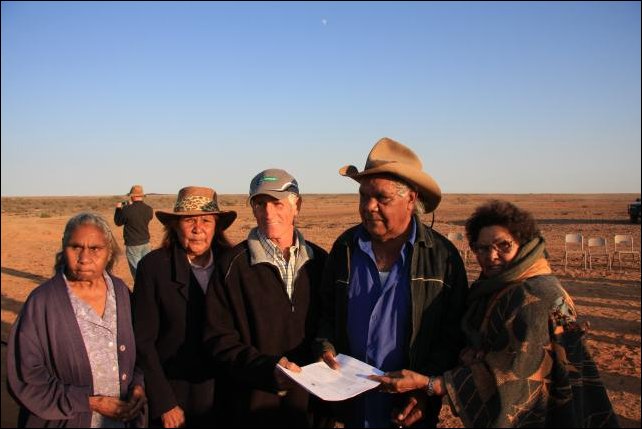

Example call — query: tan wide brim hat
[128,185,145,197]
[339,137,442,213]
[155,186,237,231]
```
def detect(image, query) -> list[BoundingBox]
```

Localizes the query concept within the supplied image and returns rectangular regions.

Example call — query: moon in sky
[321,19,327,26]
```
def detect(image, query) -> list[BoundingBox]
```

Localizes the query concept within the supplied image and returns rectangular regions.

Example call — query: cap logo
[260,176,278,183]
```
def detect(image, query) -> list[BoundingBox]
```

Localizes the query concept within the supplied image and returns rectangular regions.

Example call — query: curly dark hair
[465,200,540,247]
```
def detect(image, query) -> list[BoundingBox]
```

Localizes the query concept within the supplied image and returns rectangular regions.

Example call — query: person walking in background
[317,137,468,427]
[371,200,619,428]
[203,169,328,427]
[7,212,146,427]
[114,184,154,279]
[131,186,236,428]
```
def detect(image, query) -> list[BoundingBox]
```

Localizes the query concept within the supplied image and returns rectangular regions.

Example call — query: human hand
[368,369,428,394]
[126,384,147,419]
[275,356,301,391]
[161,405,185,428]
[319,350,340,370]
[88,394,143,422]
[391,394,427,427]
[277,356,301,372]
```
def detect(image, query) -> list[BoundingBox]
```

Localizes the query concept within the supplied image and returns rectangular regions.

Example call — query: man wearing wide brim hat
[316,137,469,428]
[132,186,236,427]
[114,184,154,278]
[339,137,442,214]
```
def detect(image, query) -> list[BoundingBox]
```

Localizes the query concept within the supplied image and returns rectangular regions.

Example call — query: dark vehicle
[629,198,641,223]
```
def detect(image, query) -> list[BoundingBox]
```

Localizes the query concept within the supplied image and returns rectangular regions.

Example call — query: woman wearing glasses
[371,200,618,428]
[7,213,146,427]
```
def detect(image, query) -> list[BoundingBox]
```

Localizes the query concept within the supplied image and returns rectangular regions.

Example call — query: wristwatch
[425,376,435,396]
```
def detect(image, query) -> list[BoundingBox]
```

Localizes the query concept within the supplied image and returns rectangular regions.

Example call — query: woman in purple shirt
[7,212,146,428]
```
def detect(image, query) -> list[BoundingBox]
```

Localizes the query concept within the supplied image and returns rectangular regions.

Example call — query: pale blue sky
[2,1,640,196]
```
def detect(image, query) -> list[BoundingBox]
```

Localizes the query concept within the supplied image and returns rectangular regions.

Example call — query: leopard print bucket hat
[155,186,237,231]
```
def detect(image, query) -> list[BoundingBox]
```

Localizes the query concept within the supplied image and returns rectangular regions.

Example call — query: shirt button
[121,373,127,381]
[119,345,126,352]
[108,342,113,347]
[112,366,117,371]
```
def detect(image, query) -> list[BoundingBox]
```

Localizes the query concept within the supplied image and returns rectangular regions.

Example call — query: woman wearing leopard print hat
[132,186,237,427]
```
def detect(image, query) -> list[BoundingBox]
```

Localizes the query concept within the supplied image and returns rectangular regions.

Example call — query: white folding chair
[564,233,586,270]
[612,234,640,271]
[447,231,470,265]
[587,237,611,270]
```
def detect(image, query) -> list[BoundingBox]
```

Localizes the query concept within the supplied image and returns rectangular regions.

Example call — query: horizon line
[2,192,640,198]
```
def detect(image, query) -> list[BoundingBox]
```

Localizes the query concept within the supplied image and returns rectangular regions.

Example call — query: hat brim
[155,210,237,231]
[247,190,297,205]
[339,163,442,213]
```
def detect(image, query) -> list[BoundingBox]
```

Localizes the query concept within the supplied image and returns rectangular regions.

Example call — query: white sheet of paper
[277,354,383,401]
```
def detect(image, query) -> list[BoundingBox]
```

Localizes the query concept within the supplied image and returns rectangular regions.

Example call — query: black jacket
[203,237,328,427]
[114,201,153,246]
[132,244,224,425]
[317,216,468,406]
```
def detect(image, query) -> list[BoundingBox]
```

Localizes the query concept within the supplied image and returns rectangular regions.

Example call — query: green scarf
[461,236,548,348]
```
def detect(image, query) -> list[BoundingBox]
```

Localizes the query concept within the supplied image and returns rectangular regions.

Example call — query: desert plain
[1,193,640,427]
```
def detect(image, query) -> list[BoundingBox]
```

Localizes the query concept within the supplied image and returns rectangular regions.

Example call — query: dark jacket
[317,216,468,423]
[132,244,223,426]
[444,275,619,428]
[7,272,143,428]
[114,201,153,246]
[203,236,328,428]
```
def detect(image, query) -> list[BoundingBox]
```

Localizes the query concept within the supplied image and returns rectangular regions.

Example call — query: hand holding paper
[277,354,383,401]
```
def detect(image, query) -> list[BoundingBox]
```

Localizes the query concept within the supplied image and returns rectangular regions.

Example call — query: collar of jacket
[170,243,194,300]
[336,215,433,249]
[247,227,314,269]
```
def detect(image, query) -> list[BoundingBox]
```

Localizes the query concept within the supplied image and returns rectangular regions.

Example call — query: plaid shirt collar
[248,227,314,267]
[256,228,299,263]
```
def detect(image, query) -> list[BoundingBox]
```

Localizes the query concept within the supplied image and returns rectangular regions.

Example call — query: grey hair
[391,177,425,215]
[54,212,121,274]
[287,193,300,209]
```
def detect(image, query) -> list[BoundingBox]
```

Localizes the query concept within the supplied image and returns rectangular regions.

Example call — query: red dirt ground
[2,193,640,427]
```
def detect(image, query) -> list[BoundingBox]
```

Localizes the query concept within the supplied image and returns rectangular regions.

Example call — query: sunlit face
[359,176,417,243]
[472,225,520,277]
[251,194,299,244]
[176,215,216,258]
[64,224,111,282]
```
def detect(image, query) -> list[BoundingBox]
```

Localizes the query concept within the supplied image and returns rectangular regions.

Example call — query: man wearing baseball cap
[204,168,328,427]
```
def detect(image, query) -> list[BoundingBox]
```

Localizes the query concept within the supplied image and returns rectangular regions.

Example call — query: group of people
[6,137,618,428]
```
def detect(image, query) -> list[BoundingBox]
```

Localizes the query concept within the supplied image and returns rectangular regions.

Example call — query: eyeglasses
[472,240,515,256]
